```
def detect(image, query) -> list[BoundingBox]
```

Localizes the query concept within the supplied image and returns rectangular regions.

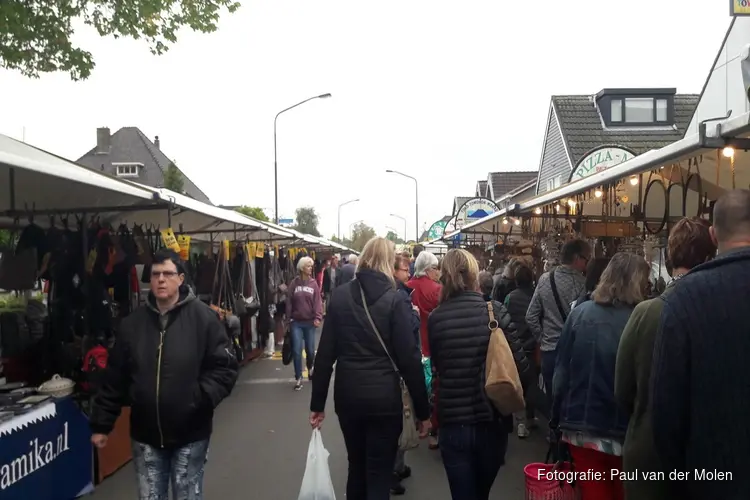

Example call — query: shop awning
[442,110,750,241]
[0,134,159,228]
[134,187,294,242]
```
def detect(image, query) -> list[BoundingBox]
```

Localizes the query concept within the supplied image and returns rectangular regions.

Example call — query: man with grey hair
[322,254,340,310]
[336,254,358,286]
[526,239,589,413]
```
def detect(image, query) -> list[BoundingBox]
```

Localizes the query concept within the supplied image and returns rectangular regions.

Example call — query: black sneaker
[390,473,405,495]
[396,466,411,480]
[294,379,303,391]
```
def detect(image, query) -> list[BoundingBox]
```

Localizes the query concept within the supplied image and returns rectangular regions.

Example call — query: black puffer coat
[311,269,429,421]
[428,291,531,426]
[505,286,536,356]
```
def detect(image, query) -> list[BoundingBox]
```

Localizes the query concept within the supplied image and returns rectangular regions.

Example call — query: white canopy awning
[442,110,750,241]
[0,134,159,227]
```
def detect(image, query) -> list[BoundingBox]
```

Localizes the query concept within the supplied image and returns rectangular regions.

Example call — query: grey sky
[0,1,731,241]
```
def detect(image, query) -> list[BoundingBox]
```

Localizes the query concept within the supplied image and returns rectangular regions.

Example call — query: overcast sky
[0,1,732,241]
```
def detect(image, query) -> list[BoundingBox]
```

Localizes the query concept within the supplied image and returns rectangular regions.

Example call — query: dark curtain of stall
[255,252,271,350]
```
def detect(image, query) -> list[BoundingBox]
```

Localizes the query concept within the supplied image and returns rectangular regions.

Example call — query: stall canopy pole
[8,167,16,212]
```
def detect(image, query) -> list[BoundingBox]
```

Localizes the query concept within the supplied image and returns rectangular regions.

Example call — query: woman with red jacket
[407,251,442,448]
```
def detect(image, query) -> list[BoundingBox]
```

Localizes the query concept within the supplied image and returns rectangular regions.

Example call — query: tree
[385,230,404,245]
[0,0,241,81]
[163,162,184,192]
[292,207,320,236]
[350,222,376,252]
[235,206,269,222]
[331,234,353,248]
[0,230,12,251]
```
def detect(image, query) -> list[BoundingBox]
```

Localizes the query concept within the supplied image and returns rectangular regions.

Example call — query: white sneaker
[517,423,530,439]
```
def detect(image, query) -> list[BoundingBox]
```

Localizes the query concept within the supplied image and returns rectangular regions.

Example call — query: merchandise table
[0,397,93,499]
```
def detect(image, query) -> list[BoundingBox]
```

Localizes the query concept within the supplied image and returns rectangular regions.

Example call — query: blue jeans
[439,422,508,500]
[541,349,557,416]
[131,439,209,500]
[291,321,316,380]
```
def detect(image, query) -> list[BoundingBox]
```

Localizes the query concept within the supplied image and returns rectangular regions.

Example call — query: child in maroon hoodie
[287,256,323,390]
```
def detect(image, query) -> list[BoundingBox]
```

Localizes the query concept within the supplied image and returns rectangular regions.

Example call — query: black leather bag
[282,329,293,365]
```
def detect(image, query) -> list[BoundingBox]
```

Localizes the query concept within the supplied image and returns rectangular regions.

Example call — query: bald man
[650,190,749,500]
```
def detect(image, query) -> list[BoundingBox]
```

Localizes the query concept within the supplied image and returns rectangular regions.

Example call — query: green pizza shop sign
[570,146,635,182]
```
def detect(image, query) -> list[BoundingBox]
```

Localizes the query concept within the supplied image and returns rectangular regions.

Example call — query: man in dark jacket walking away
[651,190,750,500]
[505,264,538,437]
[90,250,238,499]
[336,254,358,287]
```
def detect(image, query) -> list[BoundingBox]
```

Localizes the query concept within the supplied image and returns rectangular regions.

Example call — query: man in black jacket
[336,254,358,287]
[651,190,750,500]
[90,250,238,499]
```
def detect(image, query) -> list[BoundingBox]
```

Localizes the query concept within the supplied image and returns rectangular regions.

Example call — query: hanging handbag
[357,281,420,451]
[0,248,38,291]
[282,328,293,365]
[484,302,525,415]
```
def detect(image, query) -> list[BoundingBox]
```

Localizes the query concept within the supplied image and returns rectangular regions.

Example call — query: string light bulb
[629,176,639,186]
[534,207,542,215]
[514,219,521,226]
[502,218,508,225]
[722,146,735,158]
[555,204,561,212]
[594,189,603,198]
[567,199,576,207]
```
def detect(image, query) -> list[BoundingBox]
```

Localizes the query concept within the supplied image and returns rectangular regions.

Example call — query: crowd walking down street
[88,192,750,499]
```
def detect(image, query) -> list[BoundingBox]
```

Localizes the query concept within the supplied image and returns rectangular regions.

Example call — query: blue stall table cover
[0,397,94,499]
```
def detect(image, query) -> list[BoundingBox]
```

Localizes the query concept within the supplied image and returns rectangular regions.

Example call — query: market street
[89,341,549,499]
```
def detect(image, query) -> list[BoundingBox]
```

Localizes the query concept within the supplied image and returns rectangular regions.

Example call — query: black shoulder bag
[548,269,569,322]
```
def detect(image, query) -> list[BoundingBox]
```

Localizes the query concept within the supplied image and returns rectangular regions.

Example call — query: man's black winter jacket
[428,292,530,426]
[90,288,238,449]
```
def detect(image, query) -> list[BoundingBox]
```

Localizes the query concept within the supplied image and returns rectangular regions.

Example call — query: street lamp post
[385,169,418,242]
[338,199,360,240]
[274,93,332,224]
[390,213,407,244]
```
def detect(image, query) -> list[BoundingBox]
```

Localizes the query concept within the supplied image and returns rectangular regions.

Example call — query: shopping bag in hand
[298,429,336,500]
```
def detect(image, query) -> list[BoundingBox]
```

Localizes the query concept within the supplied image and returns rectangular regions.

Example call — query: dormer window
[113,162,143,177]
[597,88,675,127]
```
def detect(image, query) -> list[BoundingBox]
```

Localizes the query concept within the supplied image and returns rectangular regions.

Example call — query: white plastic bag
[298,429,336,500]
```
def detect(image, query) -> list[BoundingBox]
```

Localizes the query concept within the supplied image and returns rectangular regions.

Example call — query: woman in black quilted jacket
[428,249,530,500]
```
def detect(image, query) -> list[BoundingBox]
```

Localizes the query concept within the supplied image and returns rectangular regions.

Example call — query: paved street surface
[90,339,548,499]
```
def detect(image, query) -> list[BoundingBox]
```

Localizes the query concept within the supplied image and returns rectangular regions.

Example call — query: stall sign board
[732,0,750,16]
[0,398,93,499]
[454,198,500,230]
[570,146,635,182]
[426,220,448,241]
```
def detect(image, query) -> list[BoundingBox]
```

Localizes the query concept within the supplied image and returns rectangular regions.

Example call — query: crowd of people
[84,189,750,500]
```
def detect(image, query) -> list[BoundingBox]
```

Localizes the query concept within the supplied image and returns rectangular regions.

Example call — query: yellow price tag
[177,235,191,261]
[289,248,296,260]
[311,250,316,260]
[255,244,265,259]
[85,249,98,274]
[222,240,230,261]
[160,228,181,253]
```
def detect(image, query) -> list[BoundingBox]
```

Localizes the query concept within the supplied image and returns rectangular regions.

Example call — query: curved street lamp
[390,213,407,243]
[274,93,332,223]
[386,169,418,241]
[338,198,360,240]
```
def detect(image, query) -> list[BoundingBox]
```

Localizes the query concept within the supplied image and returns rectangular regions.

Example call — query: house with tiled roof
[486,171,538,201]
[76,127,211,204]
[535,88,699,195]
[476,180,488,197]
